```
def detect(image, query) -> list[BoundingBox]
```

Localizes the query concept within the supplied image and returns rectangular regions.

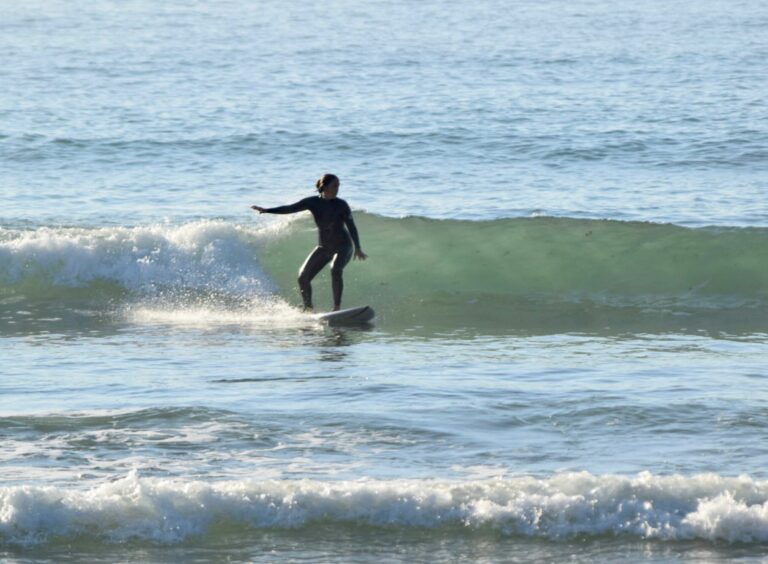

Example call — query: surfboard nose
[315,305,375,326]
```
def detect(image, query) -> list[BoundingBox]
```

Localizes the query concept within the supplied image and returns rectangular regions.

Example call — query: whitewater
[2,0,768,561]
[5,472,768,545]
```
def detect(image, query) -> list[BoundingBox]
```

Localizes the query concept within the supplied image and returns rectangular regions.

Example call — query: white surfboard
[314,305,375,326]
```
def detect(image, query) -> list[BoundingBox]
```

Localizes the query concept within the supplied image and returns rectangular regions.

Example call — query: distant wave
[2,471,768,545]
[4,129,767,168]
[2,216,767,332]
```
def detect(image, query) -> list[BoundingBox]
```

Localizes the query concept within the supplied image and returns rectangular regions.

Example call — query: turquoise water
[2,0,768,561]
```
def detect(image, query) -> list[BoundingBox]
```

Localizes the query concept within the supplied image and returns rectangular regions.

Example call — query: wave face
[2,216,767,333]
[2,472,768,546]
[260,214,768,332]
[265,214,768,303]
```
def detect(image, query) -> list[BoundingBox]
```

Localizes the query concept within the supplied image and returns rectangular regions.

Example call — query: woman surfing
[251,174,367,312]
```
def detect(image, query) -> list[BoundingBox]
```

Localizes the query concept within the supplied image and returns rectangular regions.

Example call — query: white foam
[0,219,317,328]
[2,471,768,545]
[126,300,312,329]
[0,219,291,294]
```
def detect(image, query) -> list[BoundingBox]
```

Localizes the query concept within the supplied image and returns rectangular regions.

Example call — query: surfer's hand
[251,205,266,213]
[354,249,367,261]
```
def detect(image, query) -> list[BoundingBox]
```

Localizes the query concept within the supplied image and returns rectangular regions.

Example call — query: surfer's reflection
[297,324,373,362]
[316,326,372,362]
[315,328,350,363]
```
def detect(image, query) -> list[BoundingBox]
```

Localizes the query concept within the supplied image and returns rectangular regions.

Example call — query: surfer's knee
[298,264,314,285]
[330,263,345,279]
[330,250,351,277]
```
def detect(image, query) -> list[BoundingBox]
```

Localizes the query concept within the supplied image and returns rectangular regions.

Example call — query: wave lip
[2,472,768,546]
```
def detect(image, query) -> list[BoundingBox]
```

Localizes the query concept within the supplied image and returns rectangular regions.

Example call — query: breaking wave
[2,215,767,332]
[2,471,768,546]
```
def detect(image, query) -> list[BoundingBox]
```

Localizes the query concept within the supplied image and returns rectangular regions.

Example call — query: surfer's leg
[329,244,353,310]
[298,247,332,310]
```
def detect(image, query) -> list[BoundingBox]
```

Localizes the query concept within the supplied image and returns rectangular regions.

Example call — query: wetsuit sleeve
[263,197,314,214]
[343,204,362,250]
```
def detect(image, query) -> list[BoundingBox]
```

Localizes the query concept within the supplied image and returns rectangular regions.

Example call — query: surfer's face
[321,181,339,199]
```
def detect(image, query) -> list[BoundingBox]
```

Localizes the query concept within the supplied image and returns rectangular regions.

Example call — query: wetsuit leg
[330,244,353,309]
[298,247,333,309]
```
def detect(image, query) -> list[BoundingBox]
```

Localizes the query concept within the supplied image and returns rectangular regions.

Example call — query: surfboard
[314,305,375,326]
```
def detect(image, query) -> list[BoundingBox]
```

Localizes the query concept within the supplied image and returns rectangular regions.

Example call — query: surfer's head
[316,174,340,199]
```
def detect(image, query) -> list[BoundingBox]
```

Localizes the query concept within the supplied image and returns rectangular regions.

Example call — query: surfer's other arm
[344,206,367,261]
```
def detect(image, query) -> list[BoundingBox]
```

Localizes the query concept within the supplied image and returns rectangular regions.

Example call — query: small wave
[0,406,235,433]
[2,471,768,545]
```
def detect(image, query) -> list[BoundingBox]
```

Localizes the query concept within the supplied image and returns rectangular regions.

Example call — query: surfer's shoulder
[300,195,321,208]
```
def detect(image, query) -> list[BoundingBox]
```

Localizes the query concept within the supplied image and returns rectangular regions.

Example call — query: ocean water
[2,0,768,561]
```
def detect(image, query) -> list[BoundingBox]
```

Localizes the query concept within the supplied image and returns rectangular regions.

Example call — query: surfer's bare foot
[302,305,314,313]
[332,306,340,312]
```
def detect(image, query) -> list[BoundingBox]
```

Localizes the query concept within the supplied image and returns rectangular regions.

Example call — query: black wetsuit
[263,196,361,309]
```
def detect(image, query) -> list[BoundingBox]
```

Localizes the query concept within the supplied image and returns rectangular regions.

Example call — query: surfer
[251,174,367,312]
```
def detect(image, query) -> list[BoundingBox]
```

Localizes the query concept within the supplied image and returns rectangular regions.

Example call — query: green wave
[259,214,768,332]
[2,217,767,334]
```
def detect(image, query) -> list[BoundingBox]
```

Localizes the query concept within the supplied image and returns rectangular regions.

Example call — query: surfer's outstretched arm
[251,197,313,215]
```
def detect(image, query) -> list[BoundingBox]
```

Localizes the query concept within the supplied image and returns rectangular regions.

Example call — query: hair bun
[315,173,339,193]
